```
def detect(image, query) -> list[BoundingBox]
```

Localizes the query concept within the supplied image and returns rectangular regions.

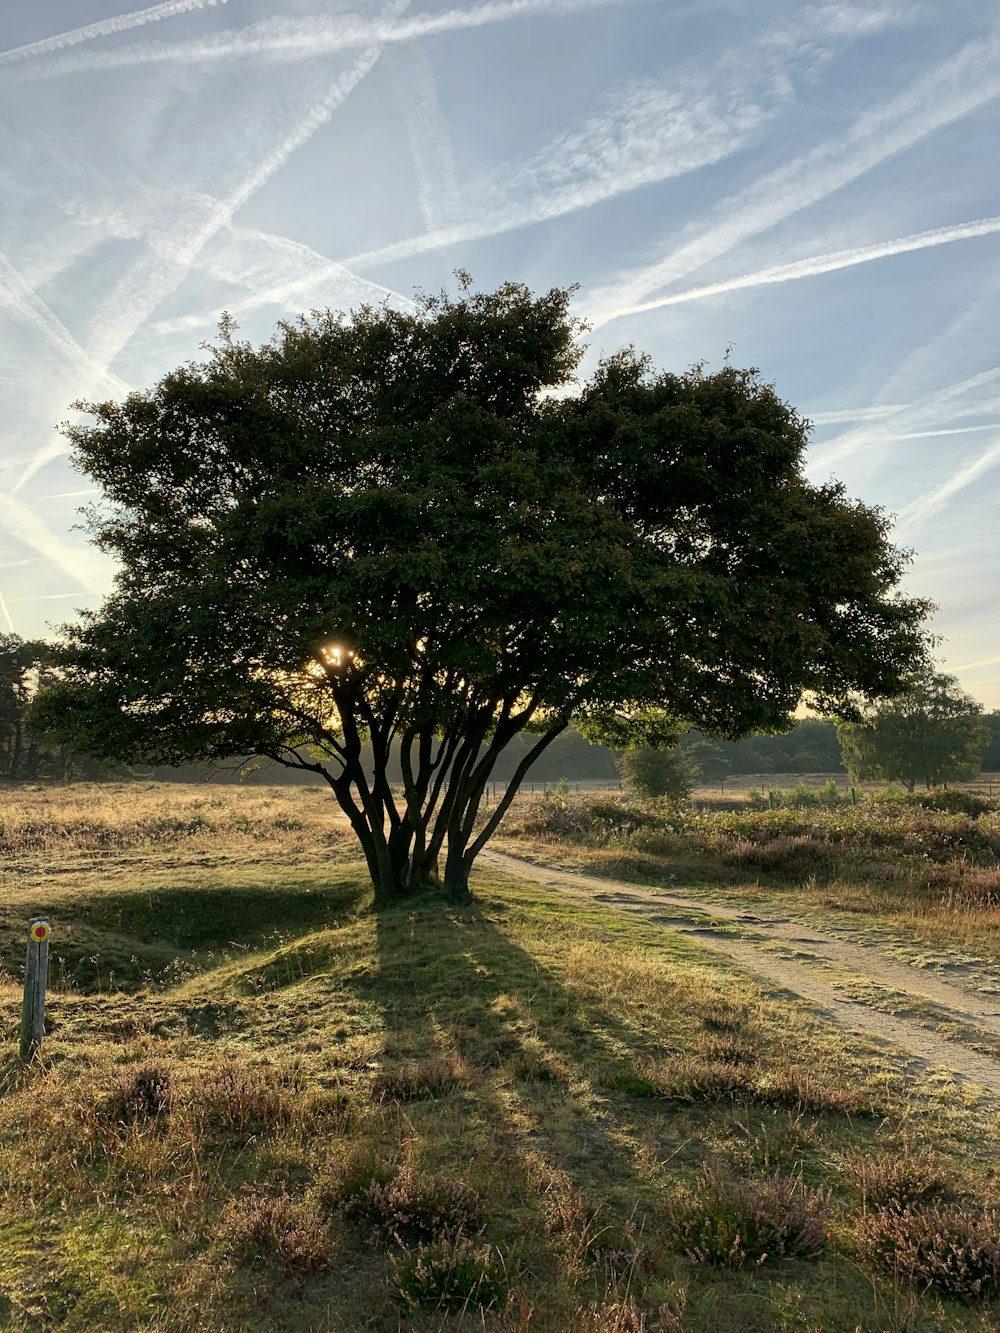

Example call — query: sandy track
[482,849,1000,1095]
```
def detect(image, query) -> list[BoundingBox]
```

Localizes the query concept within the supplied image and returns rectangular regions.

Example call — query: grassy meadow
[2,783,1000,1330]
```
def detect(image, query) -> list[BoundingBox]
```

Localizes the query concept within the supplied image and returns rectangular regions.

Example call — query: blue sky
[2,0,1000,705]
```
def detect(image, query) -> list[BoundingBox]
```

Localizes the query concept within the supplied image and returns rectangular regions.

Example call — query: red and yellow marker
[29,921,49,943]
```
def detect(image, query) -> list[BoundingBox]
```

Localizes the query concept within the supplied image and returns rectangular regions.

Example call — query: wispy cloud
[592,215,1000,324]
[1,0,632,83]
[13,14,408,493]
[954,653,1000,672]
[812,367,1000,469]
[810,405,910,425]
[0,250,130,399]
[0,495,112,596]
[583,18,1000,329]
[897,438,1000,532]
[340,2,910,276]
[389,46,462,232]
[0,0,235,67]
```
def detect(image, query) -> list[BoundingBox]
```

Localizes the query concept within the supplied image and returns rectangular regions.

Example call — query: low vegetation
[1,782,1000,1329]
[495,789,1000,960]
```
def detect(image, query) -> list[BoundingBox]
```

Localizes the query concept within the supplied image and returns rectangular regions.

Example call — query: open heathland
[2,783,1000,1330]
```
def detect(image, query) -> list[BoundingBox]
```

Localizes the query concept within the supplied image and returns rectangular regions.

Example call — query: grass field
[2,783,1000,1331]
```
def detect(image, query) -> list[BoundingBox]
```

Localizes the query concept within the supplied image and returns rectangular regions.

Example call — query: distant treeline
[146,719,851,786]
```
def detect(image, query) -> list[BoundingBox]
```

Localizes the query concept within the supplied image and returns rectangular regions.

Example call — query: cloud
[341,2,912,276]
[897,438,1000,532]
[1,0,633,83]
[811,367,1000,469]
[590,215,1000,324]
[583,18,1000,329]
[0,586,14,633]
[0,494,113,597]
[0,250,130,400]
[389,46,462,232]
[953,653,1000,672]
[0,0,235,67]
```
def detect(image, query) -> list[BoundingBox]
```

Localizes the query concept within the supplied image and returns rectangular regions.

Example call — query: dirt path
[482,849,1000,1096]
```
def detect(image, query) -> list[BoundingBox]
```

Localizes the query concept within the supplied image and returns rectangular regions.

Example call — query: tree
[618,746,696,800]
[0,635,44,779]
[33,281,929,905]
[837,671,988,791]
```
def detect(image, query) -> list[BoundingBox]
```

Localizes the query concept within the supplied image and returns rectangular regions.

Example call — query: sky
[2,0,1000,705]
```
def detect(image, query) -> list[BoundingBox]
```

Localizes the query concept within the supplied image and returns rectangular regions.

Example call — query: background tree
[34,282,929,905]
[981,712,1000,772]
[837,671,987,791]
[617,746,696,800]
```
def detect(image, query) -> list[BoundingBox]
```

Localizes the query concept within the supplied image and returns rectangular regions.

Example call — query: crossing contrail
[0,0,234,66]
[590,215,1000,324]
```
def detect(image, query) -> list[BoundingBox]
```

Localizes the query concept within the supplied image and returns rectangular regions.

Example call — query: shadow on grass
[8,871,367,995]
[359,884,673,1267]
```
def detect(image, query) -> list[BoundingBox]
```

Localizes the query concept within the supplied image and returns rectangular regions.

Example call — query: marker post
[19,919,50,1063]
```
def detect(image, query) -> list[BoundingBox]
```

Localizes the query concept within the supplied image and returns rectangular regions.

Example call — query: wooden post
[19,918,50,1063]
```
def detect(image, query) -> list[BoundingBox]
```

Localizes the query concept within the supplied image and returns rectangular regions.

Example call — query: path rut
[482,849,1000,1096]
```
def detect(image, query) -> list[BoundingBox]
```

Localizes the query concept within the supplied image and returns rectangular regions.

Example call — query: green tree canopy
[34,281,929,903]
[617,746,696,801]
[837,671,987,792]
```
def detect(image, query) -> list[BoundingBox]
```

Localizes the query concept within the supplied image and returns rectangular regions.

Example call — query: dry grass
[493,792,1000,961]
[0,782,999,1330]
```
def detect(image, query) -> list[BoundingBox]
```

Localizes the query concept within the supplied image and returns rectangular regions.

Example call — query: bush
[909,789,994,817]
[617,748,695,801]
[390,1237,507,1312]
[219,1190,334,1275]
[845,1147,954,1210]
[665,1165,831,1267]
[99,1063,173,1124]
[350,1167,483,1245]
[856,1202,1000,1302]
[371,1054,466,1102]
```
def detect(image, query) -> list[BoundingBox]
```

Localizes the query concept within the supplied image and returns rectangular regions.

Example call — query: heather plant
[390,1237,507,1313]
[845,1146,955,1210]
[350,1166,483,1245]
[218,1189,335,1275]
[665,1165,831,1267]
[98,1063,173,1125]
[856,1202,1000,1302]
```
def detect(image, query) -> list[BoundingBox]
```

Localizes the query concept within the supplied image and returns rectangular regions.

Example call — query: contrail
[811,367,1000,469]
[898,438,1000,531]
[809,405,909,425]
[0,495,111,597]
[584,17,1000,330]
[0,587,14,634]
[11,0,409,496]
[0,251,130,400]
[592,215,1000,324]
[954,653,1000,672]
[1,0,632,82]
[0,0,234,66]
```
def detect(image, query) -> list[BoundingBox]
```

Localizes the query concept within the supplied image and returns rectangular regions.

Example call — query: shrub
[910,789,994,817]
[219,1190,334,1275]
[845,1147,954,1210]
[856,1202,1000,1302]
[99,1063,173,1124]
[351,1167,483,1245]
[314,1142,399,1212]
[665,1165,831,1267]
[390,1237,507,1312]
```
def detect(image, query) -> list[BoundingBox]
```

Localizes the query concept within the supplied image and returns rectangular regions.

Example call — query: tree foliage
[837,671,988,791]
[34,281,929,903]
[617,746,696,801]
